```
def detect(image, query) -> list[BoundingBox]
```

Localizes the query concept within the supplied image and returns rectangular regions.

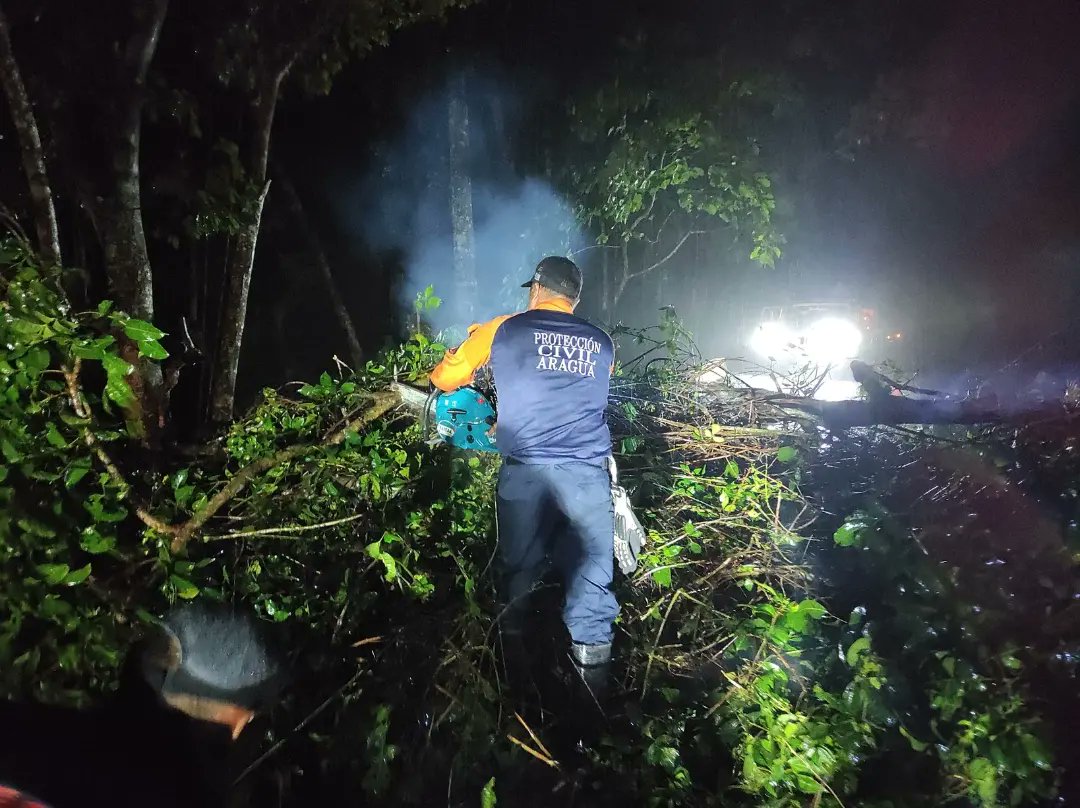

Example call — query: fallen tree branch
[170,389,400,553]
[64,357,402,552]
[769,394,1069,429]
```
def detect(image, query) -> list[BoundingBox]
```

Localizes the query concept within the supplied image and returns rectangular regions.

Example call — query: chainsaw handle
[421,387,440,439]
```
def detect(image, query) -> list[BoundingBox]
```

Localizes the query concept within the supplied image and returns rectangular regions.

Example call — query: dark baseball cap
[521,256,582,300]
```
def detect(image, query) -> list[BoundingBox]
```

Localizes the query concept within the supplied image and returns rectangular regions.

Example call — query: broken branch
[170,389,400,552]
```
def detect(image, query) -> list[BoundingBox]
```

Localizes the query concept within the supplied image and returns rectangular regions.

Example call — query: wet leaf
[968,757,997,806]
[845,636,871,667]
[23,346,50,374]
[170,575,200,599]
[1021,734,1052,771]
[1,438,22,463]
[122,318,165,342]
[138,339,168,360]
[481,777,497,808]
[833,520,866,547]
[64,564,92,586]
[65,458,92,488]
[79,528,115,555]
[36,563,70,585]
[899,725,929,752]
[775,446,797,464]
[102,354,134,407]
[45,422,68,448]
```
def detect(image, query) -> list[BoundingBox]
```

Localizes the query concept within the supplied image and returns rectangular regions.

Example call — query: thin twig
[507,734,559,769]
[206,512,367,541]
[514,712,553,760]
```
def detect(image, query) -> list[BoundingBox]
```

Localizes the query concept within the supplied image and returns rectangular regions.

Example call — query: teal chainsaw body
[427,385,498,452]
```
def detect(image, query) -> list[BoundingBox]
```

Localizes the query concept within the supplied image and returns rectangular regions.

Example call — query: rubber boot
[569,641,612,705]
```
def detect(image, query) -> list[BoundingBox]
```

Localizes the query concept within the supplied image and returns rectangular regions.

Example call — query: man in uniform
[430,256,617,691]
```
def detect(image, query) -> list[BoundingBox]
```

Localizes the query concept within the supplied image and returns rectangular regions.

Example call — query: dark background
[4,0,1080,406]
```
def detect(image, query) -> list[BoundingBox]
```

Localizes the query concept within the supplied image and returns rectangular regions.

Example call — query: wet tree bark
[0,5,61,267]
[96,0,167,324]
[209,67,286,423]
[448,71,477,324]
[276,168,364,369]
[81,0,169,443]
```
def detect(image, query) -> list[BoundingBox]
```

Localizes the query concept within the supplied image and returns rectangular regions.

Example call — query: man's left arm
[429,315,510,392]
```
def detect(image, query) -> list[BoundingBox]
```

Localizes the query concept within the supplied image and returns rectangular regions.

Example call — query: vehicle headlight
[749,321,797,359]
[804,317,862,364]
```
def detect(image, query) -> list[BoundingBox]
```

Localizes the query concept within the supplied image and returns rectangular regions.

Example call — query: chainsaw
[393,378,498,453]
[423,384,498,452]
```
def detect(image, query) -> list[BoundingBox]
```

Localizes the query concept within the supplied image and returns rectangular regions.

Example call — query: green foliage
[927,651,1052,807]
[0,239,166,702]
[364,331,448,384]
[629,456,880,805]
[0,266,1067,807]
[414,284,442,316]
[580,114,780,264]
[409,284,447,345]
[570,82,783,286]
[827,499,1058,807]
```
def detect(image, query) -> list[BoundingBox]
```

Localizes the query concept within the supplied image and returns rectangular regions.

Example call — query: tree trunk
[448,72,476,324]
[0,5,61,267]
[98,0,167,324]
[90,0,168,443]
[100,124,155,323]
[209,69,285,423]
[276,168,364,369]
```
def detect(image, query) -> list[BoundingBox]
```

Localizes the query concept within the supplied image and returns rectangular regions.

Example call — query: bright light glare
[803,317,862,365]
[749,321,797,359]
[720,370,861,401]
[815,379,862,401]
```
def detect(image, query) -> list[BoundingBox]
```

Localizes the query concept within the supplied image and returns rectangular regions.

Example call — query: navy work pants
[495,459,619,646]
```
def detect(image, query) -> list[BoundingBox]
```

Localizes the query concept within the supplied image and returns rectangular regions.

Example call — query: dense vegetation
[3,238,1076,806]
